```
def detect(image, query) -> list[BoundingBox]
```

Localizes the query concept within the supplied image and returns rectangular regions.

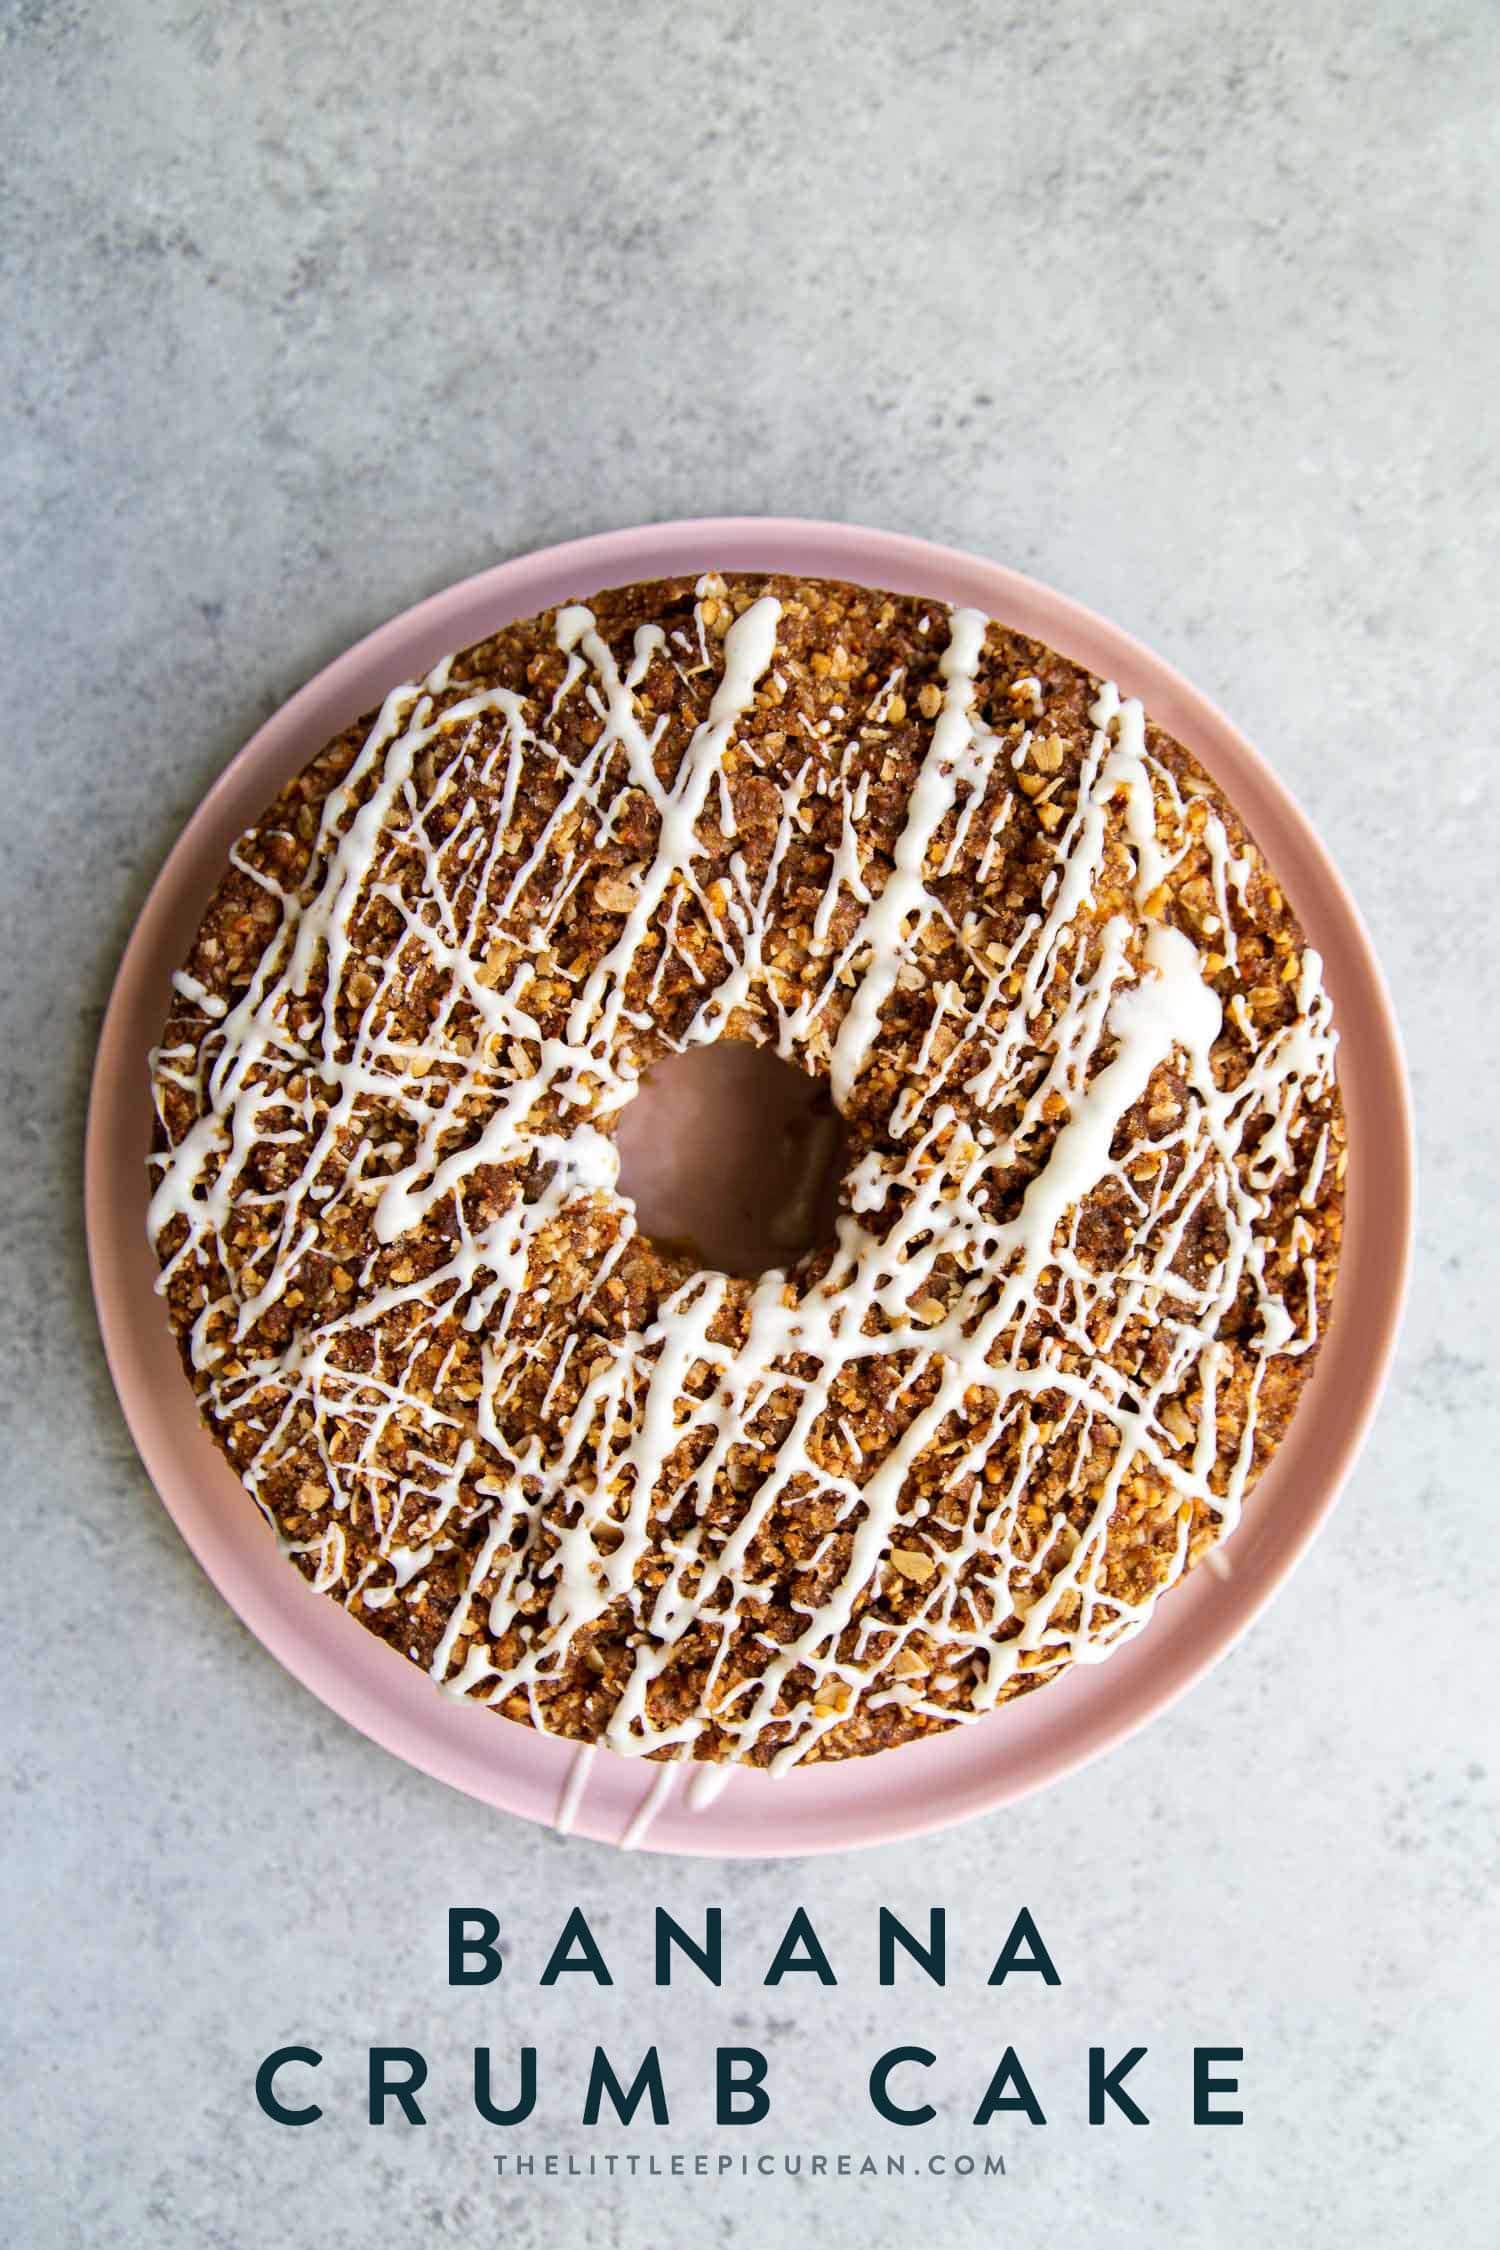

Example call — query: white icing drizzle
[556,1742,596,1836]
[829,607,990,1108]
[171,968,227,1019]
[148,588,1340,1788]
[686,1761,734,1811]
[620,1761,676,1851]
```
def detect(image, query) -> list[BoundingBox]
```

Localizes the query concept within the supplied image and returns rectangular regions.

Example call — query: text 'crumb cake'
[148,572,1344,1774]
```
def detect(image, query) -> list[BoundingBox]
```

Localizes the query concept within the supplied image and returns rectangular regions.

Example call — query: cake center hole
[614,1043,848,1279]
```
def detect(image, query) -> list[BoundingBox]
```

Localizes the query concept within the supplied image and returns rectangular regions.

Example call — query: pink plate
[85,517,1413,1855]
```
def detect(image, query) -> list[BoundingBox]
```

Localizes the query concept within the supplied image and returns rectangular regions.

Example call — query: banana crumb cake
[148,572,1344,1775]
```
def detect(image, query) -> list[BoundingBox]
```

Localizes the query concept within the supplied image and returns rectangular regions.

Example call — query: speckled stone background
[4,3,1497,2245]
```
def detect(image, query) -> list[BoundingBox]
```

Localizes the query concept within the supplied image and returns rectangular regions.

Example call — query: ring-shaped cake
[147,572,1343,1773]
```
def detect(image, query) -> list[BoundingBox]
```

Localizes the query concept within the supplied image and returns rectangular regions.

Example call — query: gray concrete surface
[3,2,1497,2245]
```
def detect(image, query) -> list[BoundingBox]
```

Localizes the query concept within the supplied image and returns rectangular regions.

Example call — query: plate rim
[84,514,1415,1855]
